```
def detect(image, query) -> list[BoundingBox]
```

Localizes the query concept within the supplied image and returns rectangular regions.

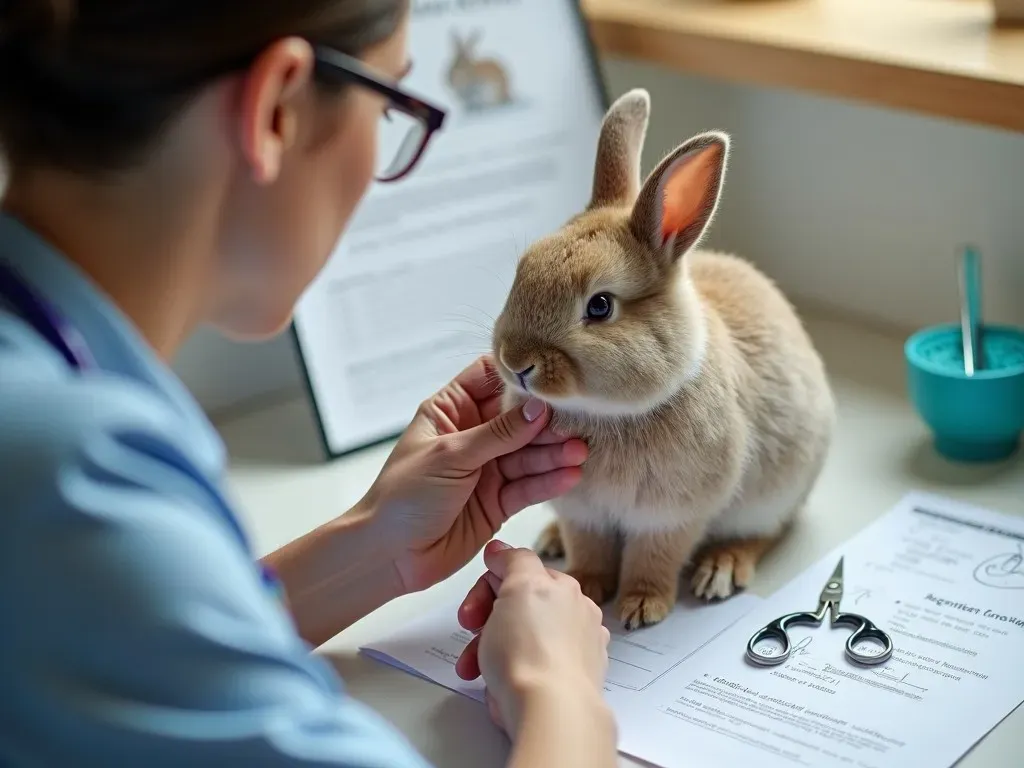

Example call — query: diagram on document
[972,541,1024,590]
[445,28,519,114]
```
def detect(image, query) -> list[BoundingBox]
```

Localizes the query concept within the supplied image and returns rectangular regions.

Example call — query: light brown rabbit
[491,88,835,630]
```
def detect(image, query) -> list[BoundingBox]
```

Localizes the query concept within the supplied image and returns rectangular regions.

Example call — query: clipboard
[290,0,611,459]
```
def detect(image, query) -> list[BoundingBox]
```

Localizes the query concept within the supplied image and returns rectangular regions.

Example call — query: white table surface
[215,310,1024,768]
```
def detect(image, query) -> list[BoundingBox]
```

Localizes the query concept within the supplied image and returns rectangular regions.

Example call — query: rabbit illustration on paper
[491,89,836,630]
[446,29,512,111]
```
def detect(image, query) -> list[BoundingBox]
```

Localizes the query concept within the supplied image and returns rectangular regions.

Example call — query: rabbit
[447,29,511,110]
[491,88,836,630]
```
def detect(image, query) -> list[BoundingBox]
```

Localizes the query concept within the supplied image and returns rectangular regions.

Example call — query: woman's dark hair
[0,0,408,175]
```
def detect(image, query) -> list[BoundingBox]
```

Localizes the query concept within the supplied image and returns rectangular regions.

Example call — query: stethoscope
[0,259,287,607]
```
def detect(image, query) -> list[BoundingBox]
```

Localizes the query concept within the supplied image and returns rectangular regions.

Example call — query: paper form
[290,0,607,456]
[600,598,763,693]
[612,491,1024,768]
[360,592,762,705]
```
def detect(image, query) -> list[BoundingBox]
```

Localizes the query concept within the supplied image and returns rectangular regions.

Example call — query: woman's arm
[261,500,405,647]
[508,681,618,768]
[1,368,433,768]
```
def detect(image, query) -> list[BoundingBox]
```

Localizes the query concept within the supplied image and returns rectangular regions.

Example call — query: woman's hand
[362,356,588,595]
[454,541,611,736]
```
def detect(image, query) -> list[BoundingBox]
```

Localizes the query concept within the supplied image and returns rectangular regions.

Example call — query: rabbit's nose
[516,365,536,388]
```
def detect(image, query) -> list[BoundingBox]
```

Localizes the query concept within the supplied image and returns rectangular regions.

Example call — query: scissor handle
[834,611,893,665]
[746,611,822,666]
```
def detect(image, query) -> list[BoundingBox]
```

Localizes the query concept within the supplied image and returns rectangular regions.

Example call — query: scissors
[745,557,893,667]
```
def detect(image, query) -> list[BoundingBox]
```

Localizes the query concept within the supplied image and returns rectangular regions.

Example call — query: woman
[0,1,616,766]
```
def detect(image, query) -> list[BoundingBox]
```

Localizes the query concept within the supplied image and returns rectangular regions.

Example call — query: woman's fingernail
[489,539,512,551]
[522,398,545,422]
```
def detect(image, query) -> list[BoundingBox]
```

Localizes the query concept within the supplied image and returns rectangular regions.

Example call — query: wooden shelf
[581,0,1024,133]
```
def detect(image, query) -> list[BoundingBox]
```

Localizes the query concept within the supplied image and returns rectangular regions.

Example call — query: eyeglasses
[312,45,447,183]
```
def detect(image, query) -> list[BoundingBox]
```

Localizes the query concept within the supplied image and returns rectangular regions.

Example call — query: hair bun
[0,0,76,49]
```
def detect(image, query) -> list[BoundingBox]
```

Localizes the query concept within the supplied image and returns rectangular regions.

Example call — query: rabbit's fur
[492,89,835,629]
[447,29,511,109]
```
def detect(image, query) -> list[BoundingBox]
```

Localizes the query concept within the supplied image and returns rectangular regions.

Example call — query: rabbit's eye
[586,293,614,321]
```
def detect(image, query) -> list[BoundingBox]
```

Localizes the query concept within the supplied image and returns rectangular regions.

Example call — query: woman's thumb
[446,397,549,467]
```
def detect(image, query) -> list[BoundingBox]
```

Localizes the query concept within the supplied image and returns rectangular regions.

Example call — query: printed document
[290,0,607,455]
[360,592,762,705]
[613,491,1024,768]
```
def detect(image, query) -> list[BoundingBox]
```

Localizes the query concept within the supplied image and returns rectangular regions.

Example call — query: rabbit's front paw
[618,591,672,630]
[566,569,617,606]
[534,521,564,559]
[690,538,773,601]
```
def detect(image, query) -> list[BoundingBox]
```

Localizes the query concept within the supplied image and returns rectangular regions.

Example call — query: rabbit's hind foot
[690,537,776,601]
[618,591,673,631]
[534,520,564,559]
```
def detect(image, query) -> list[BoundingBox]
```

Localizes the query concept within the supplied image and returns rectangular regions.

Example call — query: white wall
[173,56,1024,415]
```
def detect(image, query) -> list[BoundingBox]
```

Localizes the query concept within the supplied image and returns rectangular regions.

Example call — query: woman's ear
[236,37,316,185]
[629,132,729,265]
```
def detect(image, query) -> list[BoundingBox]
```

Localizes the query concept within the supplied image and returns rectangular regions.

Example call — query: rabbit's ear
[629,132,728,265]
[589,88,650,209]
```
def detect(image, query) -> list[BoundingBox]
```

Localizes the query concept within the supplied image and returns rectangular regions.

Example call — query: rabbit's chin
[544,329,710,421]
[542,390,679,420]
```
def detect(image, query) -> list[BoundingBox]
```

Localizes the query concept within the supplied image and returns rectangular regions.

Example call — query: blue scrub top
[0,213,433,767]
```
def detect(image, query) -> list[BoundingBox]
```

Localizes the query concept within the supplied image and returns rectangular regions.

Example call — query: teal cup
[905,323,1024,462]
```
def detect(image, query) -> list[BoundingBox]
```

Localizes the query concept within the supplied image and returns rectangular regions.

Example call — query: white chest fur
[547,384,750,536]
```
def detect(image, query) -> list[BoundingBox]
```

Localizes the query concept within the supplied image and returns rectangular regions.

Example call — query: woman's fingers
[473,391,578,447]
[441,398,550,469]
[459,573,498,632]
[485,688,507,733]
[592,599,605,624]
[482,539,551,581]
[529,426,572,445]
[478,399,572,445]
[498,439,588,481]
[455,633,482,680]
[499,466,584,517]
[476,393,505,424]
[459,546,541,682]
[450,355,502,403]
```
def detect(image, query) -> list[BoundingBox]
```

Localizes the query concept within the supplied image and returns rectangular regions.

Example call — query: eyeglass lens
[377,110,428,180]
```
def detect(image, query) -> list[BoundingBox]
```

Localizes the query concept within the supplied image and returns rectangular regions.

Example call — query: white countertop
[215,310,1024,768]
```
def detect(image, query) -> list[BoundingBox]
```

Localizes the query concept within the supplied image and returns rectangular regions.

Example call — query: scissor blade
[819,557,844,602]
